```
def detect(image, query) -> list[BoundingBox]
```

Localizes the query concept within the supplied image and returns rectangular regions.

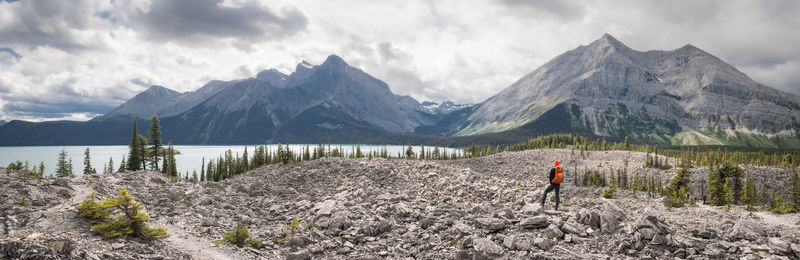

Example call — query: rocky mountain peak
[295,60,315,73]
[589,33,632,52]
[143,85,180,96]
[256,69,288,88]
[320,54,349,69]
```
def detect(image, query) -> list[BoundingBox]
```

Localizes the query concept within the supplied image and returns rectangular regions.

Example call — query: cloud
[496,0,587,22]
[0,0,104,51]
[125,0,308,47]
[0,0,799,123]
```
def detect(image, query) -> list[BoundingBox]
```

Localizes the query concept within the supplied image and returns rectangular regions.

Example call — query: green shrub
[664,186,692,208]
[76,192,113,220]
[12,194,30,207]
[214,222,258,248]
[271,217,302,246]
[769,195,798,214]
[76,187,169,240]
[7,160,24,171]
[602,184,618,199]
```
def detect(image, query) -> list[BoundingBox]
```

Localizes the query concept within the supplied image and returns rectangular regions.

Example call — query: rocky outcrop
[1,149,799,259]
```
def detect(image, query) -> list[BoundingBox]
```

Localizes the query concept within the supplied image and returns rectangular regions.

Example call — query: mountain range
[1,34,798,147]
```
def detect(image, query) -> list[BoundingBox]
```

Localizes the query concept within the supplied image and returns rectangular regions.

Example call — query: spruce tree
[107,157,114,174]
[127,118,142,171]
[168,142,177,178]
[38,161,45,178]
[56,149,71,177]
[200,157,205,182]
[149,115,162,171]
[242,146,249,170]
[742,177,759,209]
[83,147,93,175]
[118,156,127,173]
[719,163,743,204]
[790,169,800,211]
[708,165,727,206]
[138,134,148,170]
[68,158,73,176]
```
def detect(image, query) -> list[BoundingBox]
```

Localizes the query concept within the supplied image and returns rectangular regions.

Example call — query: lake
[0,145,459,177]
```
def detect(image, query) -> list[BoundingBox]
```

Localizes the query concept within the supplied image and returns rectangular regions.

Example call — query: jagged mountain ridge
[0,55,441,145]
[457,34,800,145]
[166,55,433,143]
[100,80,241,120]
[1,35,798,147]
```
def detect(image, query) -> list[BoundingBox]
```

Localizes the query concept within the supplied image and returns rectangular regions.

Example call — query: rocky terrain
[2,149,799,259]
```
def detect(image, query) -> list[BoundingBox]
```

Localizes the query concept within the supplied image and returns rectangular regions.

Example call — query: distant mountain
[1,36,798,148]
[455,34,800,147]
[0,120,6,126]
[98,79,240,120]
[0,55,436,145]
[420,101,474,114]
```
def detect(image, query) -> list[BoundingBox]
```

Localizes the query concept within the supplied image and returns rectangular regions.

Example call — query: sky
[0,0,798,122]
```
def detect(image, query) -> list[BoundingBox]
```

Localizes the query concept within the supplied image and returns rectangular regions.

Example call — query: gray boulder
[534,237,554,250]
[472,238,504,256]
[286,250,311,260]
[475,218,506,232]
[313,200,337,216]
[521,203,542,215]
[519,216,549,229]
[559,222,585,237]
[543,224,565,240]
[730,219,764,241]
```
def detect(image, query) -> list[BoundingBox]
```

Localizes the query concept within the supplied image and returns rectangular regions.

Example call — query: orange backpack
[553,165,563,184]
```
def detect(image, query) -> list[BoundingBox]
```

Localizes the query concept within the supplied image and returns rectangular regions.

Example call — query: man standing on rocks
[541,160,563,210]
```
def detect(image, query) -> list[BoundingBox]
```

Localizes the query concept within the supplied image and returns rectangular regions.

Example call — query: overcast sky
[0,0,798,122]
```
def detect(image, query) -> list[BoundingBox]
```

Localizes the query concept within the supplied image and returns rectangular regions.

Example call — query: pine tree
[200,157,205,182]
[138,134,148,170]
[148,115,162,171]
[56,149,71,177]
[38,161,45,178]
[708,165,727,206]
[405,144,414,159]
[742,177,759,209]
[242,146,249,170]
[719,163,743,204]
[127,118,142,171]
[107,157,114,174]
[790,169,800,211]
[118,156,127,173]
[168,142,177,178]
[624,136,630,150]
[83,147,93,175]
[78,187,169,239]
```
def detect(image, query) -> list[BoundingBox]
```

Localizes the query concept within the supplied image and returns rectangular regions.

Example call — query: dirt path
[156,220,234,260]
[47,183,93,213]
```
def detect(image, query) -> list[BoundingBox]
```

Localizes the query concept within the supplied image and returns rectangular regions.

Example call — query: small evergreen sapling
[215,222,258,248]
[76,187,169,240]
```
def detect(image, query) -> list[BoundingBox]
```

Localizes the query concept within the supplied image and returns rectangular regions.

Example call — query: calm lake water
[0,145,458,178]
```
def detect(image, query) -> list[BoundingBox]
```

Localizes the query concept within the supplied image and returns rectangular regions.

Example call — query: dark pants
[541,183,560,210]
